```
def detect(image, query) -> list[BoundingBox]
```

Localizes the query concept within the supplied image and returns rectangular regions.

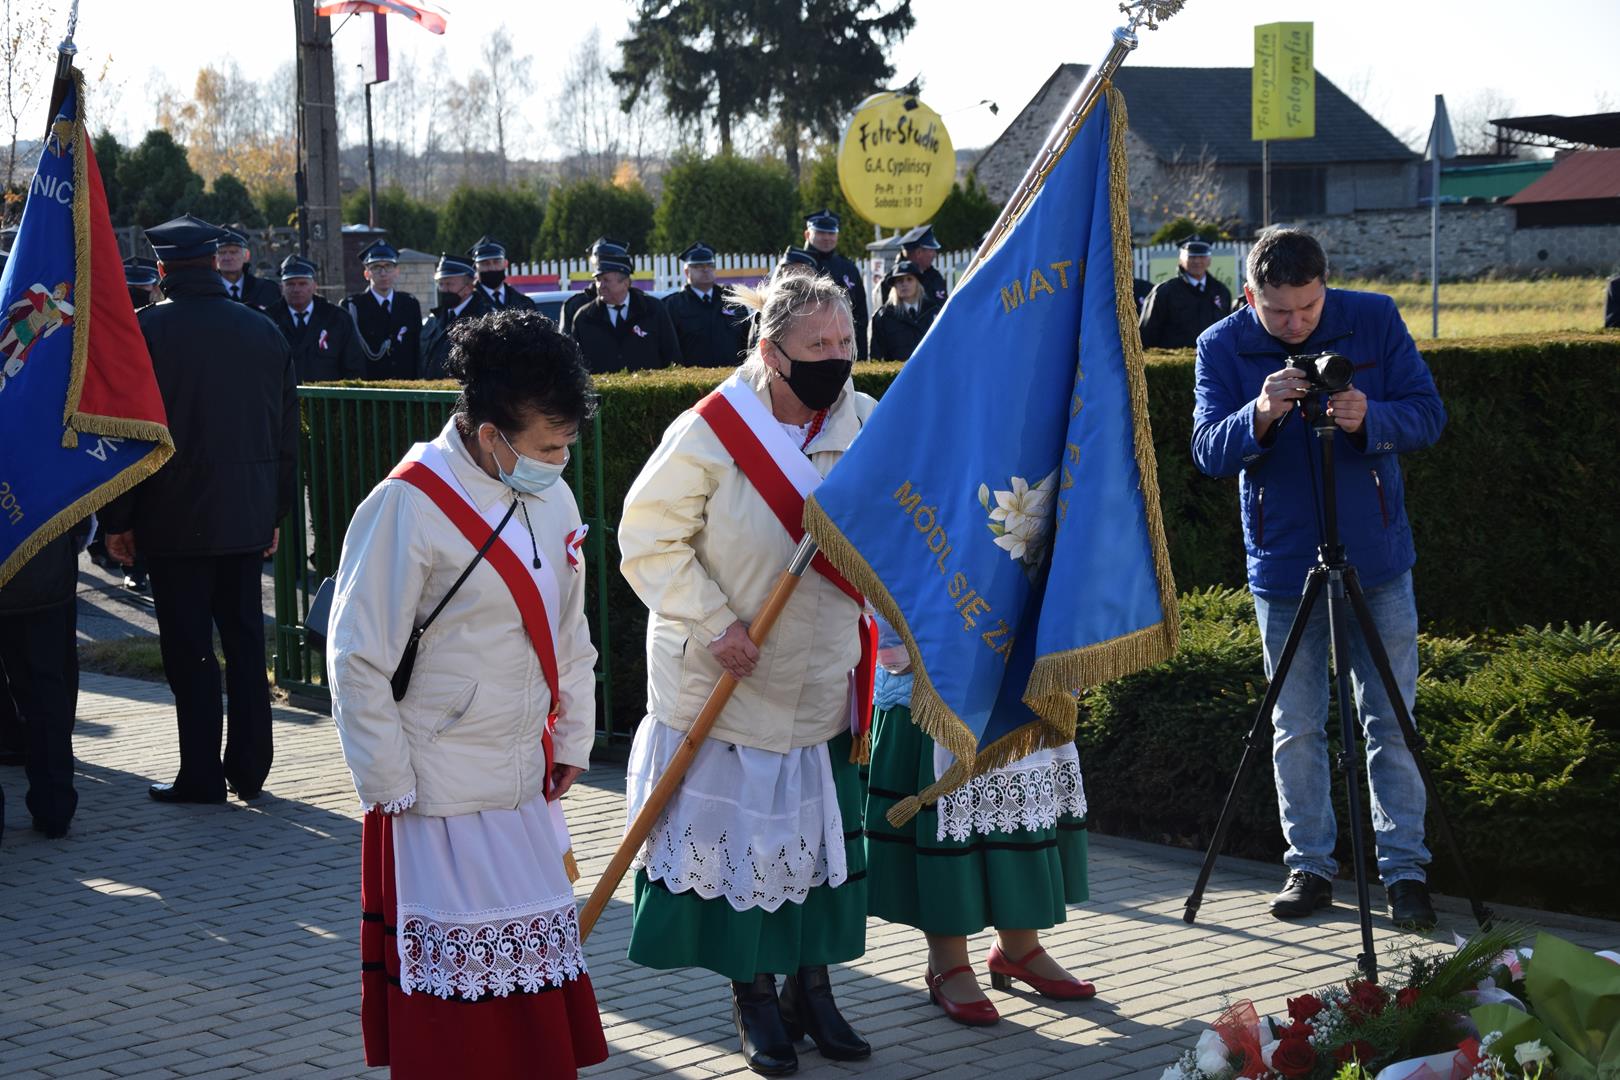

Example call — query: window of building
[1249,166,1328,221]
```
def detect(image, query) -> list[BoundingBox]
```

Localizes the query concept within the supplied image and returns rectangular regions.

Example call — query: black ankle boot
[731,975,798,1076]
[779,965,871,1061]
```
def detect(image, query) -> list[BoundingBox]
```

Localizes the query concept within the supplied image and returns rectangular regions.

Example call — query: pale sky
[52,0,1620,158]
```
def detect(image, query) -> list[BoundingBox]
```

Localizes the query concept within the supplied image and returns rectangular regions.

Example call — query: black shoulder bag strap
[390,498,518,702]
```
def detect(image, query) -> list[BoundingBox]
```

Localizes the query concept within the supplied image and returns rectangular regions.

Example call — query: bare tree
[551,28,680,187]
[1449,88,1518,157]
[482,24,533,183]
[1134,142,1230,231]
[2,0,62,206]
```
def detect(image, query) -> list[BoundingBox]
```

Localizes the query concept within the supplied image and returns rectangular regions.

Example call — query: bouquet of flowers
[1160,925,1620,1080]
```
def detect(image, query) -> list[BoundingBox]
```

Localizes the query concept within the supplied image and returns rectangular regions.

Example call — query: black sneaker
[1270,870,1333,919]
[1386,880,1437,931]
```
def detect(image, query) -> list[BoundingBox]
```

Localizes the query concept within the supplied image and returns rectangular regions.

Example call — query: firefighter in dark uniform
[663,241,749,367]
[568,243,682,373]
[100,215,298,805]
[561,236,626,335]
[899,223,950,305]
[271,255,365,383]
[1138,236,1234,349]
[418,253,494,379]
[216,226,281,310]
[125,256,162,311]
[470,235,536,310]
[803,208,870,360]
[343,240,422,381]
[869,257,940,362]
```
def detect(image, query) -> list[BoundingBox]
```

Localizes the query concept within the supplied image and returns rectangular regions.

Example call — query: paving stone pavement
[3,673,1616,1079]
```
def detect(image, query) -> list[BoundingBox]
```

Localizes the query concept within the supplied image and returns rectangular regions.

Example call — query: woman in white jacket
[619,273,876,1077]
[327,310,607,1079]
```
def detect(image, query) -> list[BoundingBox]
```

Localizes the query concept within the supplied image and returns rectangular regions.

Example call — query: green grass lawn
[79,637,277,690]
[1344,276,1609,340]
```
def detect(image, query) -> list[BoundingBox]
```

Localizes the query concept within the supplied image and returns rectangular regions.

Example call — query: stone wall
[1281,205,1620,279]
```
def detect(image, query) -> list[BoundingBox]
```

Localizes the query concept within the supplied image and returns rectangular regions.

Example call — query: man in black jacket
[215,226,281,310]
[1605,275,1618,329]
[470,235,536,310]
[899,223,950,305]
[343,240,422,381]
[569,244,682,373]
[419,253,494,379]
[1138,236,1234,349]
[560,236,626,335]
[271,255,366,383]
[0,520,90,838]
[101,214,298,805]
[803,208,869,360]
[663,241,749,367]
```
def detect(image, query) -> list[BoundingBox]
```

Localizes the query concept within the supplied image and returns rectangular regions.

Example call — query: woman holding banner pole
[864,615,1096,1025]
[618,273,877,1076]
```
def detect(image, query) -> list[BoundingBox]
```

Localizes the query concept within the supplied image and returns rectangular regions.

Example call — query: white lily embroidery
[980,468,1059,572]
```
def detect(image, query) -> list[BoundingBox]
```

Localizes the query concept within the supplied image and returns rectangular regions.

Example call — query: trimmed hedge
[1075,587,1620,918]
[306,332,1620,736]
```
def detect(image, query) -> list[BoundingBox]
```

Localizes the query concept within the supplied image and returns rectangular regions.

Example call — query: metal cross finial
[1119,0,1187,32]
[59,0,81,53]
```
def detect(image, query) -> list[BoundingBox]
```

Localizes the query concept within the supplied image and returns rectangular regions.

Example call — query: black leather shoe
[32,819,70,839]
[1270,870,1334,918]
[148,782,226,805]
[731,975,798,1076]
[226,779,264,802]
[780,965,871,1061]
[1387,879,1437,931]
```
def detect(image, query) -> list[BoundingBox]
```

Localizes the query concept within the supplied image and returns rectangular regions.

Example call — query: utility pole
[293,0,346,301]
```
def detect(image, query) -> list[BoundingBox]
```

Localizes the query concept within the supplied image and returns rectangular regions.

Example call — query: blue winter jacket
[1191,288,1446,599]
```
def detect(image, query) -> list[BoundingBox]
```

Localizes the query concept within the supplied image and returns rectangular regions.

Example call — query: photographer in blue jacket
[1191,228,1447,931]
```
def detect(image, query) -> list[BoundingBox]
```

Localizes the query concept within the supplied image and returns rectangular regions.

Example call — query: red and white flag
[313,1,448,34]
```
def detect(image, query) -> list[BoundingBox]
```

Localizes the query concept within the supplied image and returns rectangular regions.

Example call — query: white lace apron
[931,741,1088,843]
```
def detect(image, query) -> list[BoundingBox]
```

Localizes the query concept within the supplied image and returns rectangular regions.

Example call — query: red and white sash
[693,374,878,753]
[388,442,577,873]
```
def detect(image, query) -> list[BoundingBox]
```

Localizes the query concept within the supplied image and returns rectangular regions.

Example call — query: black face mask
[437,290,461,312]
[478,269,505,290]
[775,347,852,411]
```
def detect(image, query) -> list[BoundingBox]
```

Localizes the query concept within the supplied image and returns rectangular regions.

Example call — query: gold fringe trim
[60,69,93,445]
[848,729,871,766]
[0,442,169,589]
[562,848,580,884]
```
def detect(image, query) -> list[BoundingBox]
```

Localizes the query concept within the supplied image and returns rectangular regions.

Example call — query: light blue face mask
[496,429,568,496]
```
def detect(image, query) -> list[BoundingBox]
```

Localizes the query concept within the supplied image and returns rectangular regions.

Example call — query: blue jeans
[1252,571,1429,884]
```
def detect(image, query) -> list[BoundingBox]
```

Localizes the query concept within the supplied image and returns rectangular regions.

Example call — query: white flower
[986,469,1059,568]
[1514,1040,1552,1068]
[1193,1028,1232,1077]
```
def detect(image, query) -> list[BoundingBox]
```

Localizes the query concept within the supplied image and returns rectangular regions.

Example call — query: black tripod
[1181,397,1491,983]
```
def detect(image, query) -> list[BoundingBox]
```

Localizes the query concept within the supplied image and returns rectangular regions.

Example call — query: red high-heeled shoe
[986,944,1097,1000]
[924,965,1000,1026]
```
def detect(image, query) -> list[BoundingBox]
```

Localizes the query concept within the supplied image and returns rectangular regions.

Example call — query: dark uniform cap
[591,244,633,277]
[468,235,506,261]
[1180,236,1213,256]
[145,214,227,261]
[679,241,716,265]
[279,255,318,280]
[899,224,941,250]
[435,253,476,279]
[777,246,818,272]
[589,235,629,256]
[123,256,160,287]
[217,226,249,250]
[360,240,400,265]
[881,258,923,294]
[804,208,841,233]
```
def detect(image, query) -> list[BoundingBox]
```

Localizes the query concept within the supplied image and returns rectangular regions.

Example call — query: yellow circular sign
[837,93,955,229]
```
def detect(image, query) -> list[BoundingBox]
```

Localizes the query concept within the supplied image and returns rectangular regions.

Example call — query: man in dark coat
[1605,275,1619,329]
[803,209,870,361]
[343,240,422,381]
[419,253,495,380]
[568,244,682,373]
[215,226,281,310]
[1138,236,1235,349]
[560,236,626,335]
[470,235,536,310]
[271,255,365,383]
[0,519,91,838]
[100,214,298,805]
[899,223,950,305]
[663,241,749,367]
[869,258,940,362]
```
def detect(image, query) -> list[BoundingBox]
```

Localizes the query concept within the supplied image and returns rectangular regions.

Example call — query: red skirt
[360,810,608,1079]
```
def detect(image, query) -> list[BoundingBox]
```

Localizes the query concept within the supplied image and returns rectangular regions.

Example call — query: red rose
[1271,1035,1317,1079]
[1278,1021,1314,1041]
[1335,1039,1377,1066]
[1286,994,1324,1023]
[1346,979,1388,1020]
[1395,986,1421,1010]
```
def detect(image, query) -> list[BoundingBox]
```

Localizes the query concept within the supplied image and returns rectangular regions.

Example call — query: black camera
[1290,351,1354,394]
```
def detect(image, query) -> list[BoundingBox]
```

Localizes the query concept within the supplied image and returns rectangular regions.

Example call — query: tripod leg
[1183,570,1327,924]
[1343,569,1494,929]
[1326,573,1380,983]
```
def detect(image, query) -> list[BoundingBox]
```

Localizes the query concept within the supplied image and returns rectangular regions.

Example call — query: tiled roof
[1504,149,1620,204]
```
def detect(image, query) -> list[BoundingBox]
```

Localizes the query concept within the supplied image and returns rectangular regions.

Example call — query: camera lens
[1310,353,1353,394]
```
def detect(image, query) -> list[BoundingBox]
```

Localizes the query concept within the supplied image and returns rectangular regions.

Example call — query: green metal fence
[271,386,621,743]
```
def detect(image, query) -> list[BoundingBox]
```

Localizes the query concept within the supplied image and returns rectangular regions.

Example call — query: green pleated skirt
[864,704,1089,937]
[627,732,868,983]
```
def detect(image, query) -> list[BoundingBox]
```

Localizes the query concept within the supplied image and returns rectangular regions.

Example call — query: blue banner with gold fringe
[805,87,1178,819]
